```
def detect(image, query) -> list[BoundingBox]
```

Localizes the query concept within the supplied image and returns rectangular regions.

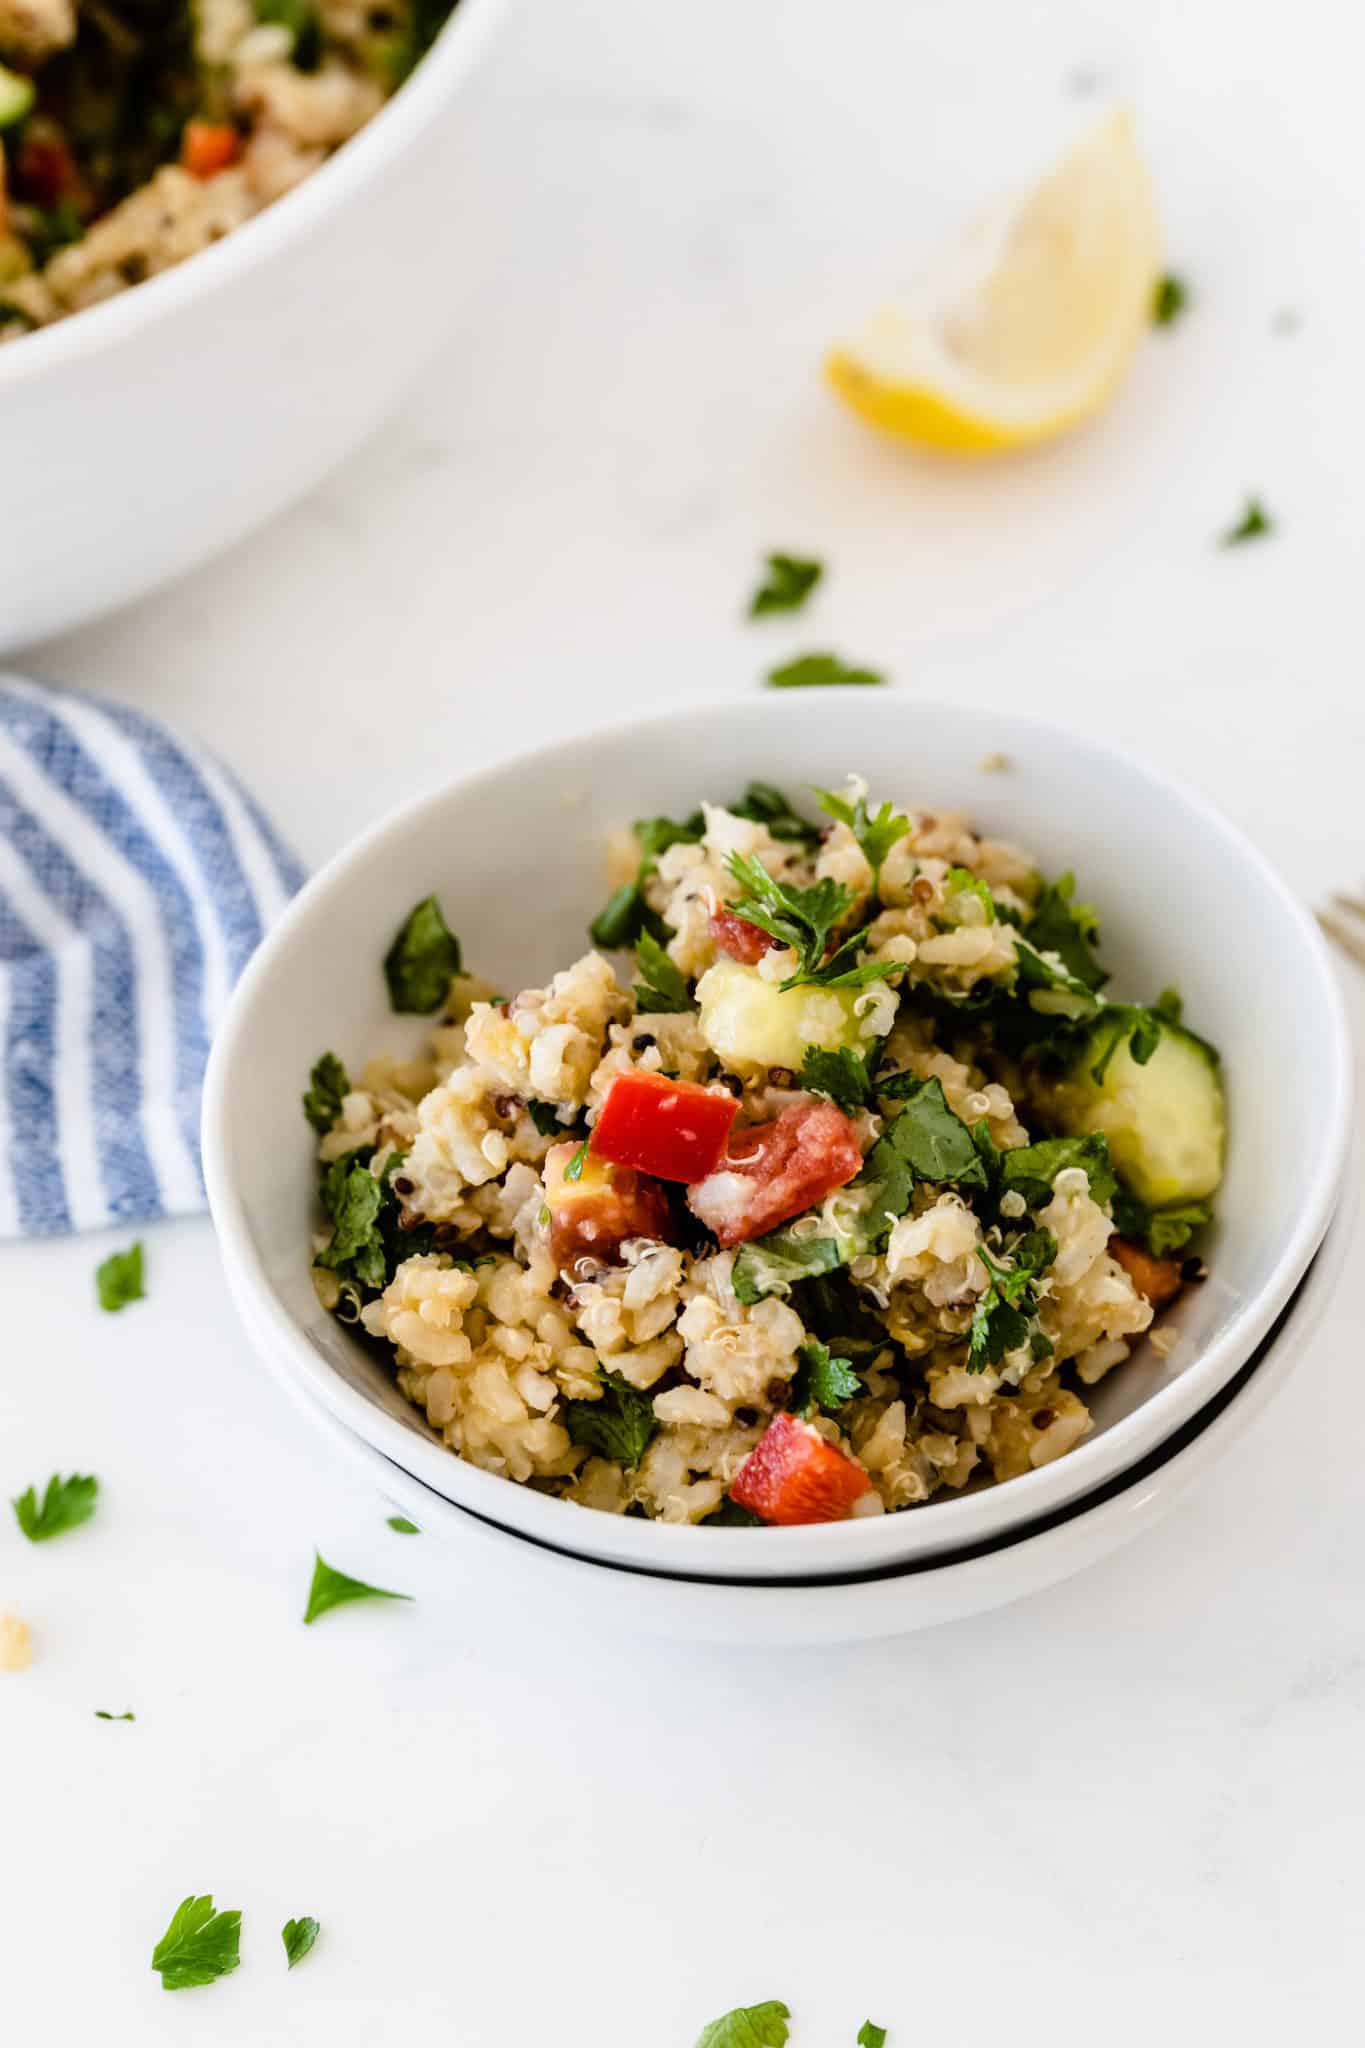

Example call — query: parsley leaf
[96,1241,144,1312]
[766,652,885,690]
[303,1552,412,1625]
[12,1472,98,1543]
[790,1339,861,1416]
[150,1894,242,1991]
[799,1044,872,1116]
[1111,1186,1212,1257]
[856,1078,987,1244]
[95,1709,135,1720]
[724,851,898,992]
[282,1916,320,1968]
[384,896,462,1012]
[386,1515,420,1533]
[696,2000,792,2048]
[702,1499,765,1527]
[563,1137,590,1183]
[726,782,822,849]
[1152,272,1188,325]
[563,1371,657,1467]
[525,1099,564,1137]
[314,1154,390,1292]
[969,1230,1057,1371]
[998,1133,1116,1210]
[1221,496,1273,546]
[1026,874,1107,992]
[858,2027,888,2048]
[633,929,691,1012]
[590,813,701,950]
[815,787,909,884]
[731,1229,844,1304]
[303,1051,350,1134]
[749,552,823,617]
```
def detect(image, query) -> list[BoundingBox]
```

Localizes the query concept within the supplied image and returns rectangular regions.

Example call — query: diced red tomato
[181,120,241,179]
[1110,1236,1184,1308]
[709,906,776,964]
[590,1070,737,1183]
[686,1097,863,1247]
[544,1140,673,1271]
[15,130,80,210]
[730,1411,871,1525]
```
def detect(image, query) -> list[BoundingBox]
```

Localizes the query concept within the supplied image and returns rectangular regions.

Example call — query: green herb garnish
[969,1230,1057,1371]
[527,1099,565,1136]
[96,1241,144,1312]
[696,2000,792,2048]
[766,652,885,690]
[303,1552,412,1625]
[855,1078,987,1245]
[725,782,822,849]
[790,1338,861,1416]
[12,1472,98,1543]
[815,786,909,885]
[731,1229,845,1304]
[1221,496,1273,546]
[95,1709,135,1721]
[1152,273,1188,325]
[303,1052,350,1134]
[702,1498,765,1527]
[858,2027,888,2048]
[282,1916,320,1968]
[724,851,896,992]
[997,1133,1117,1210]
[563,1137,590,1183]
[799,1044,873,1116]
[150,1895,242,1991]
[314,1154,391,1291]
[255,0,322,66]
[749,552,823,617]
[386,1515,420,1534]
[563,1372,657,1467]
[633,929,691,1012]
[1026,873,1107,992]
[384,896,462,1012]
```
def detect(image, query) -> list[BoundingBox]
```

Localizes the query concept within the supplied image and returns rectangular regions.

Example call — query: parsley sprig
[749,552,823,617]
[969,1231,1057,1371]
[563,1371,657,1466]
[790,1339,861,1416]
[151,1894,242,1991]
[303,1552,412,1625]
[303,1052,350,1134]
[12,1472,98,1543]
[723,852,897,992]
[696,2000,792,2047]
[633,929,691,1012]
[814,787,909,885]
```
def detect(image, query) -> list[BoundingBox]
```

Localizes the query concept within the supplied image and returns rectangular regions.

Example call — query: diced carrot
[181,121,240,180]
[1110,1236,1183,1308]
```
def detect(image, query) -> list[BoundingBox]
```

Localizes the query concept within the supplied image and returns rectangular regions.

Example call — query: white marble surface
[7,0,1365,2038]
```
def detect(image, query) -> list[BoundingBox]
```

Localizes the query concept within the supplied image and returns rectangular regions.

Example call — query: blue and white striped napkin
[0,675,304,1240]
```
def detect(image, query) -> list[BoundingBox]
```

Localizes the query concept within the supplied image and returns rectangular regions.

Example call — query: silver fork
[1318,892,1365,967]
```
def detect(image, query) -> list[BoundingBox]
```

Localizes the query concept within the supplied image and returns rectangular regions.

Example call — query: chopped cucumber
[0,65,34,130]
[1057,1017,1225,1208]
[695,957,865,1073]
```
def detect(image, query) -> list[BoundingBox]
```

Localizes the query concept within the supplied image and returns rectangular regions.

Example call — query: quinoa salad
[303,778,1227,1529]
[0,0,454,339]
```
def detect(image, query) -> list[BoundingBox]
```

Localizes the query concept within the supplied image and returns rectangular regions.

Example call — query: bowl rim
[0,0,505,392]
[202,693,1354,1578]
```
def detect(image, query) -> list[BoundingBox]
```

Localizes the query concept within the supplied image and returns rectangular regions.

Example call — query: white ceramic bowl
[203,694,1352,1582]
[0,0,505,652]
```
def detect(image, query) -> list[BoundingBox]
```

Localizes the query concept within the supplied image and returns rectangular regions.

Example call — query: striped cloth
[0,675,304,1239]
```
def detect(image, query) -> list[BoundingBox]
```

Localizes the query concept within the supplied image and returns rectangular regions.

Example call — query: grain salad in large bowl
[203,697,1350,1584]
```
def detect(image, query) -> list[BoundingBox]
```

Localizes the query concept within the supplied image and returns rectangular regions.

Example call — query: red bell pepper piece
[590,1071,737,1184]
[730,1411,871,1525]
[181,120,241,179]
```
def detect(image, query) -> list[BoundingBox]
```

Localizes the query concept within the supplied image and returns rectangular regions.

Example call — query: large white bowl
[202,695,1352,1582]
[0,0,505,652]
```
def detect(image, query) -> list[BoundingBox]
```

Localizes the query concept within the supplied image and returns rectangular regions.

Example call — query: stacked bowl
[203,697,1352,1644]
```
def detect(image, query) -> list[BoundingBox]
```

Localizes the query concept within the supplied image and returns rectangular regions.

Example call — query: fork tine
[1318,906,1365,968]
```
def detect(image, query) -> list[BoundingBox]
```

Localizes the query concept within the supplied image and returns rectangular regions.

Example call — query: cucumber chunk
[695,957,865,1073]
[0,65,34,130]
[1057,1017,1225,1208]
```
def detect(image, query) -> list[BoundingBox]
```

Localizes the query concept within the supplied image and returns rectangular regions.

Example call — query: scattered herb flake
[814,786,910,884]
[282,1916,320,1968]
[96,1241,144,1312]
[799,1044,873,1116]
[563,1372,658,1467]
[749,552,823,618]
[731,1229,845,1305]
[969,1231,1057,1371]
[303,1052,350,1134]
[12,1472,98,1543]
[386,1515,420,1534]
[1152,273,1188,325]
[527,1099,564,1137]
[1026,874,1107,992]
[303,1552,412,1625]
[150,1894,242,1991]
[696,2000,792,2048]
[563,1137,590,1183]
[314,1155,390,1292]
[766,651,885,690]
[383,895,462,1012]
[998,1133,1116,1210]
[858,2027,888,2048]
[790,1339,861,1416]
[1220,496,1273,547]
[95,1709,135,1721]
[633,929,692,1013]
[726,782,822,849]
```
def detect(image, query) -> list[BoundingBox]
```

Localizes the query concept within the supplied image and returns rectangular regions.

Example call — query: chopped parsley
[1221,496,1273,546]
[766,652,885,690]
[1025,873,1107,992]
[303,1052,350,1133]
[150,1895,242,1991]
[589,812,701,950]
[731,1229,844,1305]
[563,1137,590,1183]
[1152,273,1188,325]
[997,1132,1116,1210]
[255,0,322,67]
[383,895,462,1013]
[790,1339,861,1416]
[95,1709,135,1721]
[726,782,823,850]
[563,1372,658,1467]
[815,786,909,884]
[696,2000,792,2048]
[857,1078,987,1243]
[702,1499,765,1527]
[633,930,692,1012]
[749,552,823,617]
[386,1515,420,1534]
[303,1552,412,1625]
[799,1044,873,1116]
[858,2027,888,2048]
[12,1472,98,1543]
[527,1099,566,1136]
[1111,1187,1212,1257]
[314,1153,392,1292]
[724,852,897,991]
[969,1230,1057,1370]
[96,1241,144,1312]
[282,1916,321,1968]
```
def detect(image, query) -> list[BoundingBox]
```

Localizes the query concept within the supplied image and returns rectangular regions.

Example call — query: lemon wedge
[826,109,1161,454]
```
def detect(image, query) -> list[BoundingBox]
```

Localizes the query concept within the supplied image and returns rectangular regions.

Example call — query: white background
[6,0,1365,2039]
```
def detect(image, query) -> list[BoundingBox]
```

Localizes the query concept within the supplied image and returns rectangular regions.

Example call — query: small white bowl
[203,694,1352,1582]
[0,0,505,650]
